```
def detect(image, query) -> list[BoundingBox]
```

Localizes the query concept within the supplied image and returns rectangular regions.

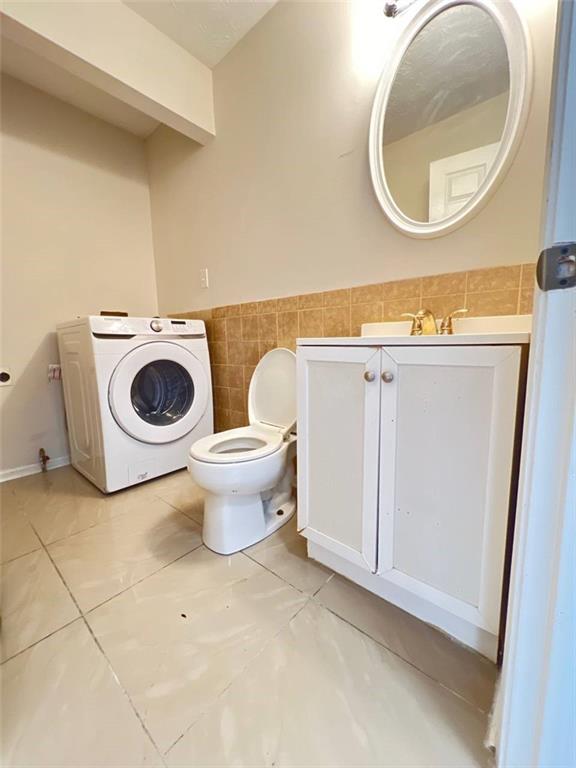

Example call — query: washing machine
[57,316,213,493]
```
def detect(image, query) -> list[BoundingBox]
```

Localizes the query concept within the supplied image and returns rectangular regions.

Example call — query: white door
[378,345,521,647]
[429,142,500,221]
[297,345,381,572]
[498,2,576,762]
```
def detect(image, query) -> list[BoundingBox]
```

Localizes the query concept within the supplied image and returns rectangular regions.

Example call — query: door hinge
[537,242,576,291]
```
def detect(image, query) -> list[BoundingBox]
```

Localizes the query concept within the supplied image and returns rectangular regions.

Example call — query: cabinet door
[297,346,381,572]
[378,345,521,636]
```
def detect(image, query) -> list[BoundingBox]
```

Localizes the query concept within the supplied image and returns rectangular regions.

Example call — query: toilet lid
[248,348,296,434]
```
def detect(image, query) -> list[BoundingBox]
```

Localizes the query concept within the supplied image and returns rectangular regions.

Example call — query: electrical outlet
[0,368,13,387]
[200,268,209,289]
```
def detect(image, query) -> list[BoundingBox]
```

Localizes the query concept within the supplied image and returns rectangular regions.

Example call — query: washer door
[109,342,209,444]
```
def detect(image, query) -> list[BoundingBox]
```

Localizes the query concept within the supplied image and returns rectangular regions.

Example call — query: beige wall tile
[278,338,297,352]
[229,387,245,412]
[212,306,228,319]
[226,316,242,341]
[322,288,350,307]
[212,318,227,342]
[211,365,227,388]
[519,287,534,314]
[259,340,276,358]
[382,299,419,321]
[351,284,381,305]
[258,313,278,341]
[227,342,244,365]
[235,341,259,365]
[277,296,299,311]
[209,341,227,365]
[521,262,537,288]
[241,302,260,315]
[213,386,230,411]
[299,308,323,337]
[323,306,350,337]
[257,299,278,314]
[278,311,298,339]
[380,278,421,300]
[351,303,381,335]
[229,411,247,429]
[241,315,259,341]
[228,365,244,389]
[467,265,521,293]
[243,365,256,391]
[298,293,323,309]
[466,290,519,316]
[214,409,229,432]
[421,272,466,297]
[420,295,467,320]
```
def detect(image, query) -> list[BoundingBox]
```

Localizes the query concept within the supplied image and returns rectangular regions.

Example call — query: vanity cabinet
[297,340,526,659]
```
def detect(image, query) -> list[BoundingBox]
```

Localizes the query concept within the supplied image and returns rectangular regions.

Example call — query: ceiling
[1,1,277,137]
[384,4,510,144]
[124,0,278,68]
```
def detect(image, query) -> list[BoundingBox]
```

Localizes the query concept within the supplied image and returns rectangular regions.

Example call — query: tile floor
[1,466,496,767]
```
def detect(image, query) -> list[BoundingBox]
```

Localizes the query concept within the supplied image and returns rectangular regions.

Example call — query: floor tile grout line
[309,592,491,716]
[164,596,313,758]
[0,616,82,666]
[27,516,168,765]
[83,542,205,617]
[81,613,168,766]
[241,547,332,598]
[1,544,43,567]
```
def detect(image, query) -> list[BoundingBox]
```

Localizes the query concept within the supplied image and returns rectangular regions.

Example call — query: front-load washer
[57,315,213,492]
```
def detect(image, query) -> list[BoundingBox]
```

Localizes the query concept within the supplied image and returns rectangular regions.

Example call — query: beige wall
[146,0,556,314]
[384,92,509,222]
[0,75,157,473]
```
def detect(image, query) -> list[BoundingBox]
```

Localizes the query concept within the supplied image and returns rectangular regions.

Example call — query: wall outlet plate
[0,368,13,386]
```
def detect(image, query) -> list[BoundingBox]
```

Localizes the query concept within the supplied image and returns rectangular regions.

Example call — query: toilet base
[202,489,296,555]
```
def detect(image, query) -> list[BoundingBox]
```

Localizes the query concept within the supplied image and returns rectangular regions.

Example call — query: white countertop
[297,332,530,346]
[297,315,531,346]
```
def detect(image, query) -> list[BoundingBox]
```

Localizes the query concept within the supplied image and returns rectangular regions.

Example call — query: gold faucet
[439,308,469,335]
[401,309,438,336]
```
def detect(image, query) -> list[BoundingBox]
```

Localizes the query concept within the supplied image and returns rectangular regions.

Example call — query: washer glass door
[131,360,194,426]
[109,342,209,444]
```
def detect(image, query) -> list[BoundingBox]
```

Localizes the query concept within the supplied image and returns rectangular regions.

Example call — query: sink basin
[361,314,532,337]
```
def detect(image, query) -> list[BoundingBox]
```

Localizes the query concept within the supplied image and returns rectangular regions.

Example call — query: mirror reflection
[382,4,510,223]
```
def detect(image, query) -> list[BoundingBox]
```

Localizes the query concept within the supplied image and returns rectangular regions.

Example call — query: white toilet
[188,348,297,554]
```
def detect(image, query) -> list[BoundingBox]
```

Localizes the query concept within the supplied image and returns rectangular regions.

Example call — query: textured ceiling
[384,4,510,144]
[123,0,278,68]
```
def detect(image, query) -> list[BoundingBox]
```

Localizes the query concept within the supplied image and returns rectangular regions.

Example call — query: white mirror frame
[369,0,533,239]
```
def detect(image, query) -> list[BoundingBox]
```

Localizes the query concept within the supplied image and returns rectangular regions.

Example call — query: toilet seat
[190,348,297,466]
[189,425,283,464]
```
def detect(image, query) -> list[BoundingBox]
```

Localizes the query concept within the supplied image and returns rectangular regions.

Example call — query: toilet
[188,348,297,554]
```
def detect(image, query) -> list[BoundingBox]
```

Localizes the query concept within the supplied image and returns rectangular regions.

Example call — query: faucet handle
[440,308,468,335]
[401,312,423,336]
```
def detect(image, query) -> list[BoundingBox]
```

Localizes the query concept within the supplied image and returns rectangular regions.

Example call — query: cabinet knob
[382,371,394,383]
[364,370,376,382]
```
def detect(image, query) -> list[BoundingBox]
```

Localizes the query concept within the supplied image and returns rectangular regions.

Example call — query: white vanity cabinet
[297,334,528,659]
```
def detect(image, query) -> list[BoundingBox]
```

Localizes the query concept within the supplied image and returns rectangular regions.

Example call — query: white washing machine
[57,316,213,493]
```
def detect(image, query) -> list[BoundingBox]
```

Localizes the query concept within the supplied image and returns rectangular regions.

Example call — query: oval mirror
[369,0,532,238]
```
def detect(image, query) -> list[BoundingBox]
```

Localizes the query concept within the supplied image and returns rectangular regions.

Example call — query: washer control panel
[87,316,206,337]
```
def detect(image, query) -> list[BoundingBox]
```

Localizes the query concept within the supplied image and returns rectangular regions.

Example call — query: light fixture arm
[383,0,418,17]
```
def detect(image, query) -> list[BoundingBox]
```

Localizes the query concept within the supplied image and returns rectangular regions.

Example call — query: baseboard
[0,455,71,484]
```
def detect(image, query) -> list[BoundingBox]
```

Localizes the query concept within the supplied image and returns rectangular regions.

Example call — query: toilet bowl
[188,348,297,554]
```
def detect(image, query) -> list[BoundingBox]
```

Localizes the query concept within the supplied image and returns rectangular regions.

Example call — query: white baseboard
[0,455,71,484]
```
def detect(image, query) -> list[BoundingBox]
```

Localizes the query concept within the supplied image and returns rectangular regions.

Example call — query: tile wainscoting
[172,263,535,432]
